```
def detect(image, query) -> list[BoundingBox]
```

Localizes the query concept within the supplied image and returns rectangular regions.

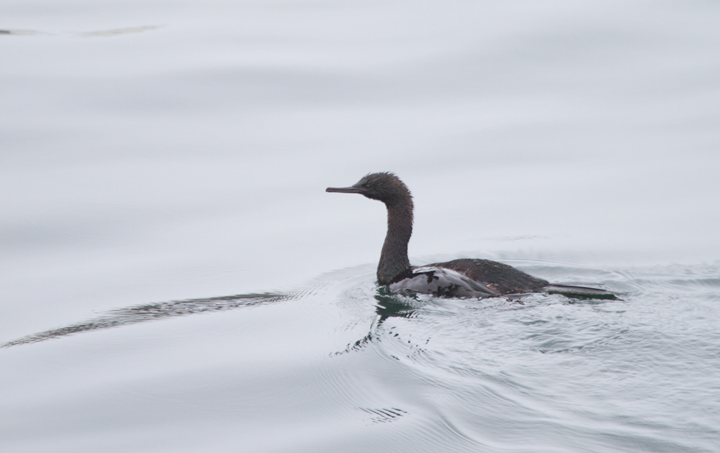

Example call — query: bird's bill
[326,185,363,194]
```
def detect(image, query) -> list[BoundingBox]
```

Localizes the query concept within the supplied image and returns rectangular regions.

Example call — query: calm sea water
[2,1,719,452]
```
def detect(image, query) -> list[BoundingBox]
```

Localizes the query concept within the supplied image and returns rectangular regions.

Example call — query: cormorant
[327,172,615,299]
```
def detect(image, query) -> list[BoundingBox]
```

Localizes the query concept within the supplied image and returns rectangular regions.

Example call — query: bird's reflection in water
[2,292,288,348]
[338,288,423,355]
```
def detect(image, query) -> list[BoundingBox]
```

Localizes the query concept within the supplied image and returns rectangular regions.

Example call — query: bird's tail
[543,284,618,300]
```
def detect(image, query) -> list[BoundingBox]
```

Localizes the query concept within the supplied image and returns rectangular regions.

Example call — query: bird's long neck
[377,200,413,285]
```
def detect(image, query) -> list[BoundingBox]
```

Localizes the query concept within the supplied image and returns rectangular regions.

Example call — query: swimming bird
[327,172,615,299]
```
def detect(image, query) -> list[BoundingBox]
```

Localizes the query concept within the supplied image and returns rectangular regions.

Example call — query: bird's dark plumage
[327,172,615,299]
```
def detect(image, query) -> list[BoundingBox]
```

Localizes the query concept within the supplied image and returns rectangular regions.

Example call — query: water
[1,1,719,451]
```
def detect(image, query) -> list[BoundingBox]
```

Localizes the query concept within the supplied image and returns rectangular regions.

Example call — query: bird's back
[432,259,549,295]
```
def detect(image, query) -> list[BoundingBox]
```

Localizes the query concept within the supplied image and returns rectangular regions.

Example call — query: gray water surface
[2,1,719,451]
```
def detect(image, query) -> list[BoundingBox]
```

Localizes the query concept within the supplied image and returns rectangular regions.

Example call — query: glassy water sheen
[2,0,719,452]
[2,262,719,452]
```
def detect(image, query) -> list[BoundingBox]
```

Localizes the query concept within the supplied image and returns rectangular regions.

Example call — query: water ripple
[2,292,287,348]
